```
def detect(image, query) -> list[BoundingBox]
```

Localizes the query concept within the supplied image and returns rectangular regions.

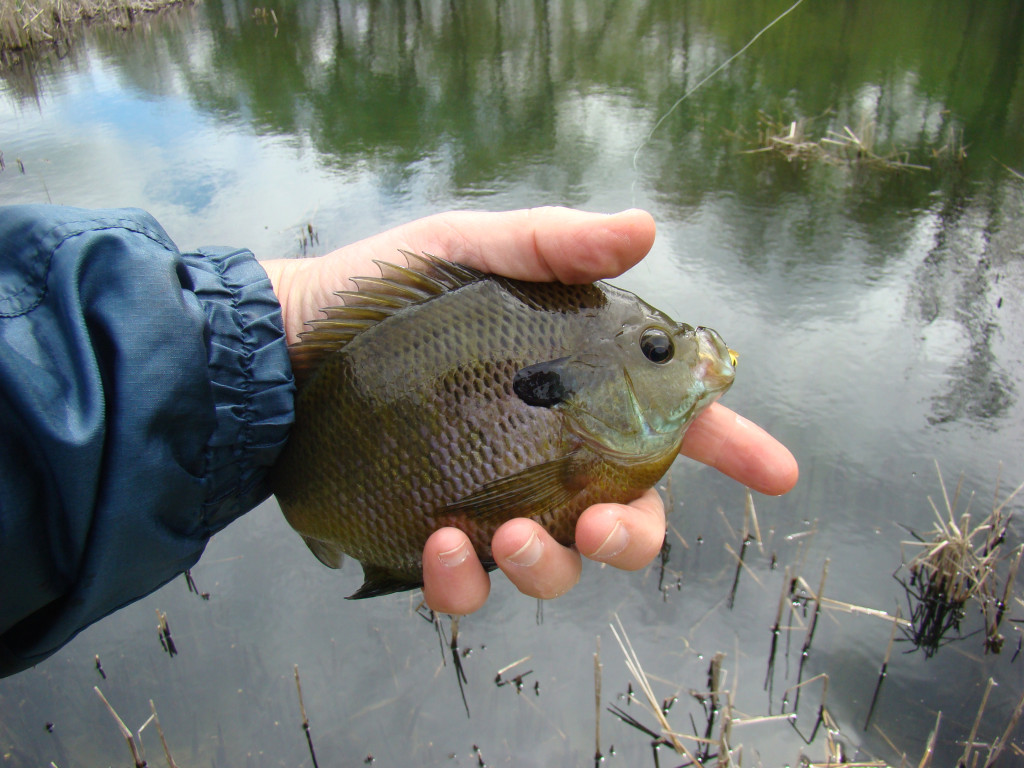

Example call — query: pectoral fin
[442,450,591,525]
[302,536,346,569]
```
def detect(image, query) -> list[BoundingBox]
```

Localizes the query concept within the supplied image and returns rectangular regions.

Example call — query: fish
[270,252,735,598]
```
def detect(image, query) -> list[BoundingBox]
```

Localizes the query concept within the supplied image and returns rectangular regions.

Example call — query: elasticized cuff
[179,248,295,533]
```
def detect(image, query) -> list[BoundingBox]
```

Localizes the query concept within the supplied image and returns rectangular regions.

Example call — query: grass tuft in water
[896,462,1024,658]
[95,687,179,767]
[740,111,935,171]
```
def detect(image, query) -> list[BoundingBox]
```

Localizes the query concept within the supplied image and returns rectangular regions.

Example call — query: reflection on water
[2,0,1024,764]
[911,179,1021,426]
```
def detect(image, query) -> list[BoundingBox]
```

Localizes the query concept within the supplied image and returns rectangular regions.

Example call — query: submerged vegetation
[0,0,194,63]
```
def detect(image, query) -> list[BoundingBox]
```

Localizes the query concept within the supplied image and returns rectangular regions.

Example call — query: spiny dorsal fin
[289,251,486,388]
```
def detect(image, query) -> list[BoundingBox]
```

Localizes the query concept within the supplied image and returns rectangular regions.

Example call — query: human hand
[261,207,798,615]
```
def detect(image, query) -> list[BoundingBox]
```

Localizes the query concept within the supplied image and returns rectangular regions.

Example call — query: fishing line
[630,0,807,203]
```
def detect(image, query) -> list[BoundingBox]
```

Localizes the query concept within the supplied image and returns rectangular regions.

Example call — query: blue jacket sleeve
[0,205,294,676]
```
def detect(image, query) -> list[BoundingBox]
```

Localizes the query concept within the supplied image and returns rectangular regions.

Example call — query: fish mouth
[694,326,736,394]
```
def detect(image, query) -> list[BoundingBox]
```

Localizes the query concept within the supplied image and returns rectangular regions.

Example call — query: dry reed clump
[741,111,944,171]
[0,0,194,60]
[897,462,1024,658]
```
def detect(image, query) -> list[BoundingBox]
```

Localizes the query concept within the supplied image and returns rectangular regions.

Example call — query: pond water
[2,0,1024,764]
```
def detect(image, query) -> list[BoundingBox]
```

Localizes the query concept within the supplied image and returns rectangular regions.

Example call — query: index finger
[434,207,657,284]
[680,402,798,496]
[367,206,657,284]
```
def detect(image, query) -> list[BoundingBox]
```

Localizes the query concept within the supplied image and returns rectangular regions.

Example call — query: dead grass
[897,462,1024,657]
[606,470,1024,766]
[740,112,944,172]
[609,612,1024,768]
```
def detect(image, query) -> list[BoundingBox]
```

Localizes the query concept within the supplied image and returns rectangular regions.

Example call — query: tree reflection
[911,172,1020,426]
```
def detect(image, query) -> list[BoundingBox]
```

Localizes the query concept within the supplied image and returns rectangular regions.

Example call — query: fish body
[270,253,735,598]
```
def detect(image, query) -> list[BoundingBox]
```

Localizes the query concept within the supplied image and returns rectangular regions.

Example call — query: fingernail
[507,532,543,567]
[590,521,629,560]
[437,540,471,568]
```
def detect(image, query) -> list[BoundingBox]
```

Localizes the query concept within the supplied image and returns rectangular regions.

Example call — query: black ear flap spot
[513,358,570,407]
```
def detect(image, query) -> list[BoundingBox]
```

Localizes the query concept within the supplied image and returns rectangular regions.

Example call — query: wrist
[260,256,319,345]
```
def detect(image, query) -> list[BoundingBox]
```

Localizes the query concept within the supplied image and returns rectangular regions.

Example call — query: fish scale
[271,253,735,598]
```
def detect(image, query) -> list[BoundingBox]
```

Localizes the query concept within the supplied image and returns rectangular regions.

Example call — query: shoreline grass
[0,0,195,62]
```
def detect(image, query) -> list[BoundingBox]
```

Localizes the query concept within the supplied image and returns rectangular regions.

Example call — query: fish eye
[640,327,674,364]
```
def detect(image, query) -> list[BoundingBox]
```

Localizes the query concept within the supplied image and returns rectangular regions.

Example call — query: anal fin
[347,563,422,599]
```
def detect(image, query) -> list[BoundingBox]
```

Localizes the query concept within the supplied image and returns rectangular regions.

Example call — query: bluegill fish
[270,253,735,598]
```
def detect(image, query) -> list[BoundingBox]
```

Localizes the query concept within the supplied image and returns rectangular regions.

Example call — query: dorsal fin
[289,251,486,388]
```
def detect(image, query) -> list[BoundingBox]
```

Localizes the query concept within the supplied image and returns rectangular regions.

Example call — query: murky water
[2,0,1024,764]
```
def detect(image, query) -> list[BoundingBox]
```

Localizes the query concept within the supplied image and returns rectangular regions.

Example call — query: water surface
[2,1,1023,764]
